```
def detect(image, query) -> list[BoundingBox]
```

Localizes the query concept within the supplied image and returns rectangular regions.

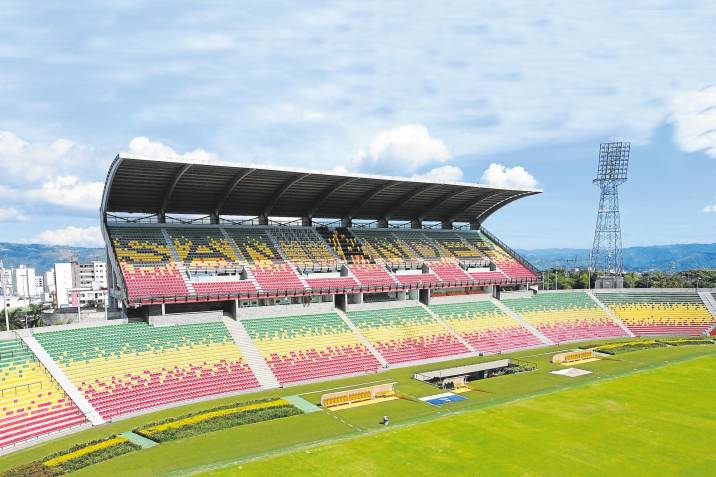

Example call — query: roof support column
[302,216,312,227]
[341,217,352,228]
[441,220,453,230]
[470,219,480,230]
[411,219,422,229]
[258,214,268,226]
[210,213,219,224]
[158,213,166,224]
[377,218,388,228]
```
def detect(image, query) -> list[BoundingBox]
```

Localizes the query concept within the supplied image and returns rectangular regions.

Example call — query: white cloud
[35,226,104,247]
[480,163,538,189]
[127,136,218,164]
[181,33,236,52]
[255,103,327,124]
[669,85,716,158]
[703,202,716,213]
[412,165,464,183]
[352,124,451,174]
[0,130,85,181]
[31,176,104,211]
[0,207,26,222]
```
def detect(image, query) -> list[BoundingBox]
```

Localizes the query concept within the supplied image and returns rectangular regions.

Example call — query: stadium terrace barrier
[125,276,537,306]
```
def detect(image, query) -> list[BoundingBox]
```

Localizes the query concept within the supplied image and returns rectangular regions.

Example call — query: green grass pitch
[202,353,716,477]
[1,342,714,476]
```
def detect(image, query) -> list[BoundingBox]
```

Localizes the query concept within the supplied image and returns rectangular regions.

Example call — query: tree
[9,304,45,330]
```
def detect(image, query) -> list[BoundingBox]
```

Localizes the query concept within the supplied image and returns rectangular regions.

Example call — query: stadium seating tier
[429,301,542,353]
[347,307,469,364]
[33,323,260,420]
[242,313,381,383]
[0,339,85,449]
[503,292,627,343]
[594,292,715,335]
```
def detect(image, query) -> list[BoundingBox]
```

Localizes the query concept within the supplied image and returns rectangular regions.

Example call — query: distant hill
[0,242,105,273]
[1,241,714,274]
[518,242,716,272]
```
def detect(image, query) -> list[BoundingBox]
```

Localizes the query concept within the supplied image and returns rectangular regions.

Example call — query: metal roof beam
[213,168,255,215]
[382,184,441,219]
[160,164,192,215]
[347,181,400,218]
[444,191,497,222]
[417,188,473,220]
[473,192,531,224]
[262,173,311,216]
[306,177,360,217]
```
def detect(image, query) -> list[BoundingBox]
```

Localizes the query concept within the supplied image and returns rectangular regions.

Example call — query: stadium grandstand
[1,154,715,456]
[100,155,542,312]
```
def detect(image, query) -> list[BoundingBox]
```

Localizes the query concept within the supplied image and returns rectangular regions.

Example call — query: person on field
[382,415,389,426]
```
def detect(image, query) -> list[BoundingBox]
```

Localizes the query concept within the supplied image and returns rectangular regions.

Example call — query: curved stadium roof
[101,155,541,224]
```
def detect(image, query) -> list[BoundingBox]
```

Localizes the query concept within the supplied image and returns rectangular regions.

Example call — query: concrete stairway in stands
[336,309,389,368]
[220,227,262,292]
[419,303,477,353]
[222,318,280,389]
[698,291,716,335]
[491,298,552,345]
[162,228,195,294]
[588,291,635,337]
[21,335,105,426]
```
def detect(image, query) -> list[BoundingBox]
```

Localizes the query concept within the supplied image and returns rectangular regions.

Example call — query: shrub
[589,340,666,355]
[135,398,302,442]
[41,436,140,475]
[657,338,715,346]
[0,463,59,477]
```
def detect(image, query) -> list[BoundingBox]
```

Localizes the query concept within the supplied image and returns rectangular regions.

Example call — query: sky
[0,1,715,250]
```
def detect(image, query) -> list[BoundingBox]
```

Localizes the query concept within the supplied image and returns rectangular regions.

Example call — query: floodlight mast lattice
[590,142,629,286]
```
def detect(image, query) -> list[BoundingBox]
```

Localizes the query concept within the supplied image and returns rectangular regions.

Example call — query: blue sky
[0,1,715,249]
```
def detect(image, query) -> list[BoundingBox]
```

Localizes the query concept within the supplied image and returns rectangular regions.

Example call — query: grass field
[1,340,714,476]
[202,353,716,476]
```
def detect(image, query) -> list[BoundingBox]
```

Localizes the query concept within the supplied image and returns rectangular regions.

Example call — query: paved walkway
[121,431,158,448]
[284,395,322,413]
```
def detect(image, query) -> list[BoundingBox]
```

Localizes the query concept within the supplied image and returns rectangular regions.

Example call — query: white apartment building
[12,266,37,298]
[54,263,74,308]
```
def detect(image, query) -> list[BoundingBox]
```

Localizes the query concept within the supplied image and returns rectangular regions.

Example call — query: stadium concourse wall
[2,288,715,454]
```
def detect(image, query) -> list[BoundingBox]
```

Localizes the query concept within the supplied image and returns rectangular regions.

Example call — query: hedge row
[595,342,666,355]
[134,397,302,442]
[0,436,140,477]
[581,337,714,355]
[656,338,715,346]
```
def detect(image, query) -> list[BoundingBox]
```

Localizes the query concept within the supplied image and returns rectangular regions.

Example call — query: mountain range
[0,242,106,273]
[0,241,714,273]
[517,242,716,272]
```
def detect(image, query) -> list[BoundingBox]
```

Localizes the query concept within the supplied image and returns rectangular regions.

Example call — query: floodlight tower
[590,142,630,289]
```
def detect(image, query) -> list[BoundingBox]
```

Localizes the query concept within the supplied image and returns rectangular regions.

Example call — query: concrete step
[21,335,104,426]
[587,291,635,337]
[162,228,195,294]
[491,298,552,345]
[335,309,389,368]
[698,291,716,335]
[223,318,280,389]
[419,303,477,353]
